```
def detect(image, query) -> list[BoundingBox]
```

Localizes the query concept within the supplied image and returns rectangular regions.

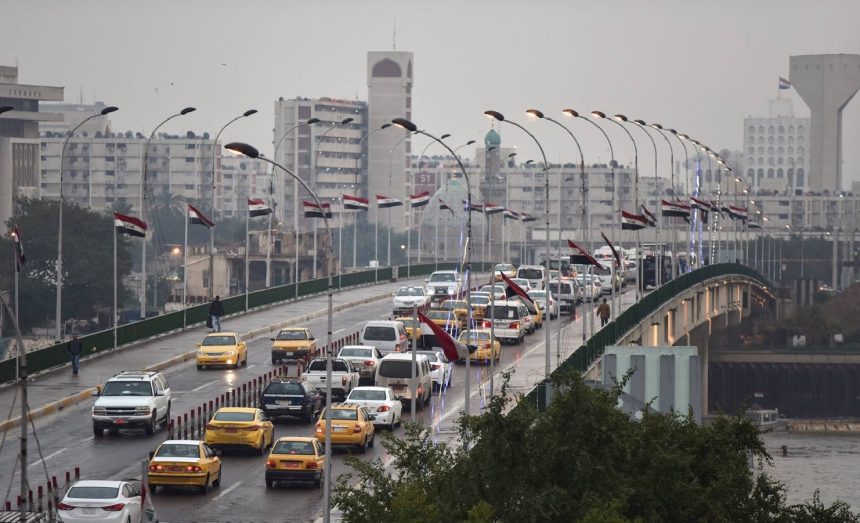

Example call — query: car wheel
[212,469,221,487]
[93,425,103,438]
[314,474,322,488]
[197,364,203,370]
[266,479,274,489]
[357,437,368,454]
[144,413,156,435]
[149,485,158,495]
[160,403,171,427]
[257,437,266,456]
[271,355,278,365]
[242,355,248,366]
[368,433,375,448]
[200,475,210,495]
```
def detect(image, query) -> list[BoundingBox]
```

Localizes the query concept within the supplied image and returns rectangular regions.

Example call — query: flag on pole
[409,191,431,207]
[520,213,538,223]
[621,210,647,230]
[247,198,273,217]
[503,209,520,220]
[418,311,470,361]
[779,76,791,90]
[567,239,601,267]
[600,231,622,269]
[641,205,657,227]
[499,271,536,313]
[729,205,749,221]
[303,200,333,218]
[376,195,403,208]
[11,225,25,272]
[343,194,370,210]
[462,200,483,213]
[439,199,454,214]
[188,204,214,228]
[484,203,504,215]
[661,199,691,218]
[114,212,148,238]
[690,196,710,211]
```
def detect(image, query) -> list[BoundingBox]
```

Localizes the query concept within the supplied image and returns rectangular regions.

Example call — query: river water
[760,431,860,509]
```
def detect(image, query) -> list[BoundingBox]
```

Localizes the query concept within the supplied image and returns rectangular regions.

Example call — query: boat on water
[746,408,788,431]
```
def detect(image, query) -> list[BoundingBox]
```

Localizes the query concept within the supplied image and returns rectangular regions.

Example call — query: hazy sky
[3,0,860,185]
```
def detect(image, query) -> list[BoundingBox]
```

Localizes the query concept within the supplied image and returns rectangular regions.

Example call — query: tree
[1,198,134,333]
[333,370,859,523]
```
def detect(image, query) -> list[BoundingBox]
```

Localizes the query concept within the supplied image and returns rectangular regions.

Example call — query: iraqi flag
[779,76,791,90]
[303,200,332,219]
[376,195,403,208]
[11,225,25,272]
[621,210,647,230]
[343,194,369,210]
[439,199,454,214]
[503,209,520,220]
[248,198,273,217]
[499,271,536,313]
[114,212,147,238]
[520,213,538,223]
[661,199,691,218]
[462,200,483,213]
[484,203,504,215]
[567,239,601,267]
[188,204,214,229]
[641,205,657,227]
[409,191,431,207]
[690,196,710,211]
[729,205,749,221]
[600,231,622,269]
[418,311,470,361]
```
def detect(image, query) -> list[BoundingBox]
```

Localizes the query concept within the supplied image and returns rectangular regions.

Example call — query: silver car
[337,345,384,384]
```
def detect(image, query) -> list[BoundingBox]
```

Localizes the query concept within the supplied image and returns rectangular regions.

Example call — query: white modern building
[741,97,810,193]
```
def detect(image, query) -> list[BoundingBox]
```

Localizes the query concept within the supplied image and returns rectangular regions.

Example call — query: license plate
[224,428,238,433]
[285,462,300,469]
[333,426,347,432]
[392,384,405,391]
[83,508,98,514]
[169,465,185,472]
[113,419,127,425]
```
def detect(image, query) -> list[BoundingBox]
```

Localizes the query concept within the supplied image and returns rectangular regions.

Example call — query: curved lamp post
[56,105,119,340]
[666,127,693,270]
[139,107,196,320]
[384,130,415,269]
[350,123,391,268]
[391,117,478,421]
[437,139,475,262]
[629,119,664,283]
[414,133,450,269]
[0,105,13,114]
[225,141,336,522]
[312,117,354,279]
[647,122,679,279]
[484,110,554,406]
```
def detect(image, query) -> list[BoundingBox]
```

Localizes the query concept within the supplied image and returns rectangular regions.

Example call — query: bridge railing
[0,261,495,385]
[521,263,771,411]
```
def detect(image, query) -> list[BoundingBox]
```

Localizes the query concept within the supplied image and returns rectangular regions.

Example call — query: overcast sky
[3,0,860,185]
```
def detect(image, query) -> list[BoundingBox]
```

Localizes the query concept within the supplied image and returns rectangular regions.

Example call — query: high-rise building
[0,65,63,225]
[39,100,113,137]
[742,97,810,193]
[367,51,413,228]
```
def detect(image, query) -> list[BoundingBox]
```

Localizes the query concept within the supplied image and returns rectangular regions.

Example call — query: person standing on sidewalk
[209,296,224,332]
[67,334,83,375]
[596,298,611,327]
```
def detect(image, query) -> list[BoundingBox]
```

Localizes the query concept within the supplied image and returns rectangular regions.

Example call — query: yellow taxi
[531,302,544,329]
[424,309,464,336]
[440,299,469,322]
[204,407,274,455]
[270,327,317,365]
[494,263,517,281]
[196,332,247,370]
[147,440,222,494]
[394,316,423,345]
[314,403,376,453]
[265,437,326,488]
[459,329,501,363]
[468,294,490,321]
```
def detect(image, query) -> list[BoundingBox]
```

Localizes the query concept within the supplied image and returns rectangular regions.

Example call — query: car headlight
[227,350,237,356]
[197,350,207,356]
[93,408,108,416]
[135,407,151,415]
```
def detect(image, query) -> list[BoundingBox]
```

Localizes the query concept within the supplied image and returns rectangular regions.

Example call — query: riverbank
[787,419,860,432]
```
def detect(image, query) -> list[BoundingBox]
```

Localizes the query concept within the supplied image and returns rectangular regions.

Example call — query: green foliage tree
[333,370,859,523]
[0,198,134,333]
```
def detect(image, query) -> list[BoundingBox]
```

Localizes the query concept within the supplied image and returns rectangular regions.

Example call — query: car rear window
[276,330,307,340]
[489,306,519,320]
[213,411,255,422]
[378,360,415,379]
[308,359,349,372]
[327,408,358,420]
[273,441,315,455]
[67,486,119,499]
[349,389,387,401]
[518,268,543,280]
[363,326,396,341]
[548,283,572,294]
[339,348,372,358]
[264,382,304,395]
[155,444,200,458]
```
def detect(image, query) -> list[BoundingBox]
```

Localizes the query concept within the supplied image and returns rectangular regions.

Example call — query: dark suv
[259,379,323,423]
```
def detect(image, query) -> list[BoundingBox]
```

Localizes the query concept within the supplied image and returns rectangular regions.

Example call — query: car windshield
[593,266,612,276]
[378,360,417,379]
[308,359,349,372]
[489,306,519,320]
[495,264,513,271]
[528,291,547,299]
[426,311,453,320]
[417,352,440,363]
[275,330,307,341]
[213,411,255,422]
[511,280,530,287]
[363,326,396,341]
[429,273,456,282]
[349,389,387,401]
[202,335,236,346]
[272,441,315,455]
[264,382,305,395]
[155,443,200,458]
[327,408,358,420]
[441,301,466,310]
[460,331,491,341]
[339,347,372,358]
[518,268,543,280]
[395,318,419,328]
[396,287,424,297]
[101,381,152,396]
[469,296,489,305]
[67,486,119,499]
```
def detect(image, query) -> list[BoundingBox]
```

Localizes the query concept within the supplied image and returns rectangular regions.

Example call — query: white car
[92,370,171,437]
[58,479,142,523]
[575,275,602,302]
[337,345,384,384]
[509,278,533,291]
[479,284,507,300]
[426,270,461,304]
[528,289,559,318]
[392,285,430,315]
[345,386,403,430]
[415,350,453,391]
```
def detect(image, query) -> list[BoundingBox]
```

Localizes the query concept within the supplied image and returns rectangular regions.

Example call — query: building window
[758,157,764,166]
[758,126,765,133]
[778,125,785,133]
[747,146,755,155]
[768,125,775,134]
[768,136,774,145]
[768,157,775,166]
[777,168,784,178]
[298,105,311,119]
[767,168,775,178]
[747,125,755,134]
[185,144,195,150]
[185,157,194,163]
[788,125,795,133]
[767,146,774,155]
[797,169,805,186]
[757,136,765,145]
[757,168,764,181]
[798,125,805,134]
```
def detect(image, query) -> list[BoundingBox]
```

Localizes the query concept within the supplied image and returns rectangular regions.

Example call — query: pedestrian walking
[596,298,611,327]
[67,334,83,375]
[209,295,224,332]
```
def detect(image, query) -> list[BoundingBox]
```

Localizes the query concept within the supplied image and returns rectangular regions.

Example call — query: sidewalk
[0,276,432,431]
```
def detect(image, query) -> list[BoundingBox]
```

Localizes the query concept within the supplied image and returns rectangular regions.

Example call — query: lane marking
[332,328,346,336]
[212,479,242,501]
[30,448,67,467]
[191,382,214,393]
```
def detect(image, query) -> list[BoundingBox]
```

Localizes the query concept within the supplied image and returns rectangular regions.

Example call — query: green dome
[484,128,501,147]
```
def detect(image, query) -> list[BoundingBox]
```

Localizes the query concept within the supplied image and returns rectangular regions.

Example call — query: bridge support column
[700,335,709,416]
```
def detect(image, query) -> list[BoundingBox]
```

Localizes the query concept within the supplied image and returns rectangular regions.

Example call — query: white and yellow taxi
[196,332,247,369]
[147,440,222,494]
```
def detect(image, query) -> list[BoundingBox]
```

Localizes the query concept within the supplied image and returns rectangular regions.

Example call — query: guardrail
[1,261,495,385]
[519,263,771,411]
[2,467,79,516]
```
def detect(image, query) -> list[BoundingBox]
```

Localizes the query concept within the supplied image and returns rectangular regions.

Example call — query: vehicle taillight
[102,503,125,511]
[341,376,347,386]
[185,465,203,472]
[57,502,75,511]
[306,461,318,469]
[353,424,362,433]
[315,424,323,433]
[430,363,440,370]
[482,320,492,328]
[266,460,276,468]
[510,322,519,329]
[244,425,260,431]
[377,405,390,412]
[205,423,217,430]
[148,464,164,472]
[363,360,375,366]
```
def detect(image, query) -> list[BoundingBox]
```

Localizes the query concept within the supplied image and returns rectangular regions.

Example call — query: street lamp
[392,117,477,419]
[56,104,119,340]
[312,117,354,279]
[350,123,391,269]
[484,109,554,406]
[0,105,13,114]
[415,133,450,269]
[139,107,195,320]
[648,123,679,278]
[225,141,336,521]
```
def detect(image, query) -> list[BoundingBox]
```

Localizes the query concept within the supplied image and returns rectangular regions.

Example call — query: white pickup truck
[303,358,360,400]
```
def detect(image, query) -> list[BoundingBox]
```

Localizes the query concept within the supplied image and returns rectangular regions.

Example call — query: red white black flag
[12,225,25,272]
[661,199,691,218]
[409,191,431,207]
[343,195,369,210]
[114,212,147,238]
[503,209,520,220]
[641,205,657,227]
[188,204,214,228]
[567,239,601,267]
[621,210,647,230]
[484,203,504,215]
[248,198,273,217]
[303,201,333,219]
[376,195,403,208]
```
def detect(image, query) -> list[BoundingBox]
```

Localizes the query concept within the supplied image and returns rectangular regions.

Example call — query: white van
[375,353,433,408]
[516,265,546,290]
[359,320,409,355]
[593,264,618,294]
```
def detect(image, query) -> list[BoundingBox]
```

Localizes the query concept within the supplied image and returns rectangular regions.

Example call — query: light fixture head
[484,110,504,122]
[441,133,451,140]
[380,123,392,130]
[340,117,354,125]
[101,106,119,115]
[508,152,517,158]
[612,114,628,122]
[562,108,579,118]
[651,123,664,130]
[225,142,260,159]
[0,105,13,114]
[526,109,544,119]
[180,107,196,115]
[466,140,476,145]
[525,159,535,165]
[591,110,606,119]
[306,117,321,125]
[242,109,258,117]
[391,118,418,132]
[633,119,647,126]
